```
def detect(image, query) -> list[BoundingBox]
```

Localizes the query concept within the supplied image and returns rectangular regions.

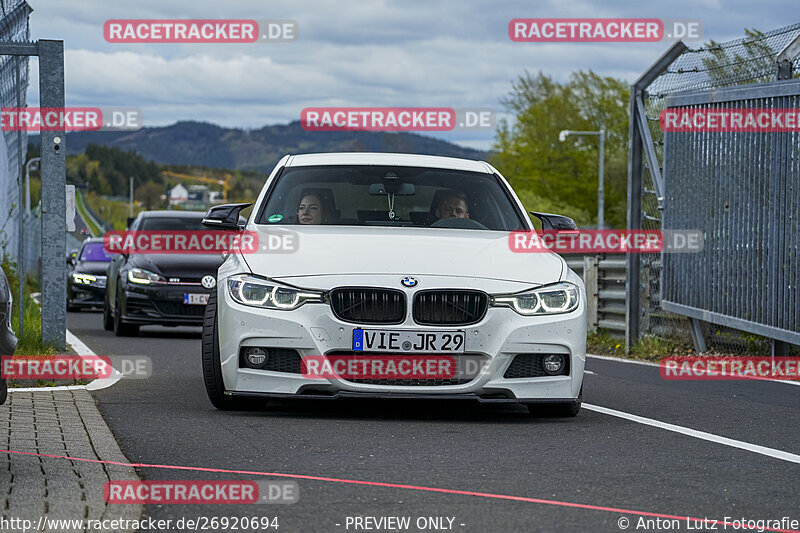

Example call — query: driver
[435,191,470,220]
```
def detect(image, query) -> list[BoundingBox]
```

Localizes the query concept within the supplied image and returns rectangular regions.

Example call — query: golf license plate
[183,293,209,305]
[352,329,465,353]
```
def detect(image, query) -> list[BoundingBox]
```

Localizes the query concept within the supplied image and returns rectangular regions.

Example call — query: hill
[29,120,490,173]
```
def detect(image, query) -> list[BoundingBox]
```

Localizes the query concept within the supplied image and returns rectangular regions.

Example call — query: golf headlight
[227,274,323,310]
[127,268,166,285]
[72,273,97,285]
[492,282,580,315]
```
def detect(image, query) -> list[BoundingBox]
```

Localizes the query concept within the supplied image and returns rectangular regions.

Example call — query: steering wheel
[430,217,489,230]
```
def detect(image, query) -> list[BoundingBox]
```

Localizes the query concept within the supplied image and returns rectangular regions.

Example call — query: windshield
[138,216,207,231]
[79,242,113,262]
[256,165,526,231]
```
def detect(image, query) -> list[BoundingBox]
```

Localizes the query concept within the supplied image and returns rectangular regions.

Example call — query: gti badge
[201,275,217,289]
[401,276,418,288]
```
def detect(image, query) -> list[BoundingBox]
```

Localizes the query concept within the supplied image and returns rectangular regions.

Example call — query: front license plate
[183,293,209,305]
[352,329,465,353]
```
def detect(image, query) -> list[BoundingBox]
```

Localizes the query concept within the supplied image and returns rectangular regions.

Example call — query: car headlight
[72,272,97,285]
[491,282,580,315]
[127,268,166,285]
[227,274,323,310]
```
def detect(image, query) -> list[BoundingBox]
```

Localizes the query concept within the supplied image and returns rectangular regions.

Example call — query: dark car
[0,267,17,404]
[104,211,226,336]
[67,237,114,311]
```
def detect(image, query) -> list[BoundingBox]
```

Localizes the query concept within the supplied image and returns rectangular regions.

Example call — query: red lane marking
[1,448,795,532]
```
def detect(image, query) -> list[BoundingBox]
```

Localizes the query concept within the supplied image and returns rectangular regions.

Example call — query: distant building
[169,184,188,206]
[185,185,210,210]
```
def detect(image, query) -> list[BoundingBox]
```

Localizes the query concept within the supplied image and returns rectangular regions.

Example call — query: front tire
[113,289,139,337]
[202,289,259,410]
[102,291,113,331]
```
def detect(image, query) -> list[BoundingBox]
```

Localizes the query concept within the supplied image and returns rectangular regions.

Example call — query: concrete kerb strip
[3,297,142,530]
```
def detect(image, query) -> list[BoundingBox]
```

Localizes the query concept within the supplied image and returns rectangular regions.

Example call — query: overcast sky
[25,0,798,150]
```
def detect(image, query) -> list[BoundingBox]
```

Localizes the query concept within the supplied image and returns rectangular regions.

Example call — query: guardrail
[565,254,626,335]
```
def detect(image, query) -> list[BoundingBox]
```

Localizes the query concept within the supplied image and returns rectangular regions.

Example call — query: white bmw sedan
[202,152,587,416]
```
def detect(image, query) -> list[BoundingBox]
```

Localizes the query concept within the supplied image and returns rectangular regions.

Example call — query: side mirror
[529,212,579,231]
[67,249,78,265]
[126,216,135,229]
[202,203,252,230]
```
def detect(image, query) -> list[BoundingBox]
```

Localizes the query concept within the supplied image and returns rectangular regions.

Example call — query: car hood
[74,261,112,276]
[129,253,226,279]
[241,225,564,285]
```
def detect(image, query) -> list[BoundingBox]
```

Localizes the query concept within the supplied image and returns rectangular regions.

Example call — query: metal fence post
[583,255,598,332]
[626,87,643,353]
[38,39,66,351]
[626,42,687,353]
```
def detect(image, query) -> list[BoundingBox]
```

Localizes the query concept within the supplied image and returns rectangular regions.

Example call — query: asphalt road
[66,310,800,533]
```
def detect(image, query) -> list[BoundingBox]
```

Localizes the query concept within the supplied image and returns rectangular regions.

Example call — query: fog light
[245,347,268,367]
[543,354,565,375]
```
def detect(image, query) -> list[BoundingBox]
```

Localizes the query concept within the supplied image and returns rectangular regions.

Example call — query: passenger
[297,194,324,224]
[435,191,470,220]
[296,192,337,225]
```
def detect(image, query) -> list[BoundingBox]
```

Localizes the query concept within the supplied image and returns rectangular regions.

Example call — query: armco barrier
[565,253,626,335]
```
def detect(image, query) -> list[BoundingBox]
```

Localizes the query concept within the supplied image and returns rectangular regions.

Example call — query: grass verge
[1,257,84,387]
[587,329,695,363]
[75,190,103,236]
[85,192,143,231]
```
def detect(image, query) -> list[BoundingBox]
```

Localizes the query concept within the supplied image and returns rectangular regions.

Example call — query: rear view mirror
[369,182,415,196]
[202,203,252,230]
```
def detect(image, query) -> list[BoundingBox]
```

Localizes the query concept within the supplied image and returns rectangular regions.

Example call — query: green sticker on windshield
[268,214,283,223]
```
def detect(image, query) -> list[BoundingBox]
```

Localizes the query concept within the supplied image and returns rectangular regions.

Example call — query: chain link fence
[634,23,800,355]
[0,0,33,273]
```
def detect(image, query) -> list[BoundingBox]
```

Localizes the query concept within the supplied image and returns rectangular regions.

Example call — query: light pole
[559,129,605,229]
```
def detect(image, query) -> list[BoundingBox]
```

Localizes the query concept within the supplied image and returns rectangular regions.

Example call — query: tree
[700,29,782,87]
[491,70,630,228]
[135,181,164,210]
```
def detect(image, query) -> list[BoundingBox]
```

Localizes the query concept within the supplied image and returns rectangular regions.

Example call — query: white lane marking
[67,328,124,391]
[66,328,95,356]
[587,353,800,387]
[583,370,596,375]
[584,403,800,465]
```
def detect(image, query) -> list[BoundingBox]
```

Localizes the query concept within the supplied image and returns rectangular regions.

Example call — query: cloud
[24,0,799,147]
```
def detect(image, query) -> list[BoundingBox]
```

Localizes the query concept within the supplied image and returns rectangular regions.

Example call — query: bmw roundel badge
[401,276,418,288]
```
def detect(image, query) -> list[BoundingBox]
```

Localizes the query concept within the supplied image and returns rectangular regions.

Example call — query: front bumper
[217,285,587,402]
[68,279,107,307]
[122,283,211,326]
[0,309,17,357]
